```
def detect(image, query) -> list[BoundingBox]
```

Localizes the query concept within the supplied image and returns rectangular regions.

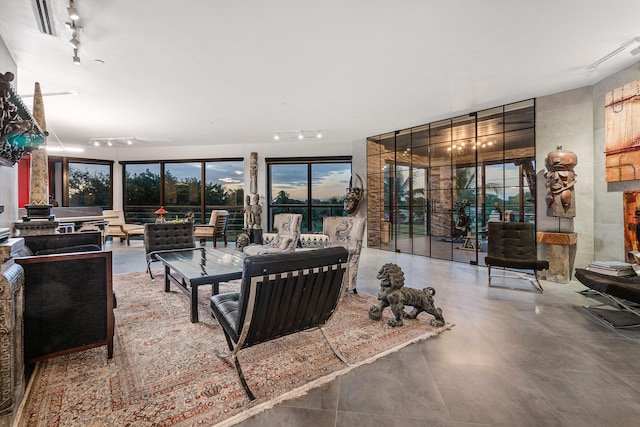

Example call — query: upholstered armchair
[485,221,548,293]
[243,213,302,256]
[194,210,229,247]
[322,216,366,293]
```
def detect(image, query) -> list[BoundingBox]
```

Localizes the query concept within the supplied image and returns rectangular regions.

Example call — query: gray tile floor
[108,239,640,426]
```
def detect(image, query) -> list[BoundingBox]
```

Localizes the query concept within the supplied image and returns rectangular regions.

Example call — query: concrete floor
[109,238,640,426]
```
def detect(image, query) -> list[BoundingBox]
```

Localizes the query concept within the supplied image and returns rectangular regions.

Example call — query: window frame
[265,156,352,232]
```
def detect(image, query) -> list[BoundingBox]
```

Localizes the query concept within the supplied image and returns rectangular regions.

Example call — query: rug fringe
[215,323,454,426]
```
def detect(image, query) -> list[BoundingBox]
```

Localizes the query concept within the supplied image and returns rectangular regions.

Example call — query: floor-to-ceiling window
[47,157,114,208]
[367,99,536,264]
[122,158,244,236]
[266,157,351,232]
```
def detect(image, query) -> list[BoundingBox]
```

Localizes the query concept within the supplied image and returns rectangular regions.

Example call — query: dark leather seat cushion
[575,268,640,303]
[210,292,241,342]
[485,256,549,270]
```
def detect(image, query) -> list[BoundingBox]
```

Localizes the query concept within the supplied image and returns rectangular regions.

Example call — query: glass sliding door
[366,99,537,264]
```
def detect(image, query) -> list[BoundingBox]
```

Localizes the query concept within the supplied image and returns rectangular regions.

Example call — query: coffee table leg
[191,283,199,323]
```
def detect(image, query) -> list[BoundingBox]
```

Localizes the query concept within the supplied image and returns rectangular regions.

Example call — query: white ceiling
[1,0,639,150]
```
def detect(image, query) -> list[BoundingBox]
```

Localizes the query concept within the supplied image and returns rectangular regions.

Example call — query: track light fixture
[65,1,83,64]
[586,36,640,72]
[272,130,325,140]
[67,0,79,21]
[69,34,80,48]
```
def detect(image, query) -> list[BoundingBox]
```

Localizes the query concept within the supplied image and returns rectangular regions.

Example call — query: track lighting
[72,48,80,65]
[586,36,640,72]
[67,0,79,21]
[272,130,325,140]
[69,34,80,48]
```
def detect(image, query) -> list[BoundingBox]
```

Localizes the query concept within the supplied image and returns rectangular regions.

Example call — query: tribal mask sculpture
[544,146,578,218]
[344,174,365,216]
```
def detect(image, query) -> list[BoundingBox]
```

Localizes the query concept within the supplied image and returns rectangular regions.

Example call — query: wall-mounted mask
[344,174,365,216]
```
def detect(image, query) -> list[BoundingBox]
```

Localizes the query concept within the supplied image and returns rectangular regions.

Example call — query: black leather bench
[574,268,640,328]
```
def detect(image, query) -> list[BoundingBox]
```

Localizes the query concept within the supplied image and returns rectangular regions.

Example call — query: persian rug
[17,270,452,426]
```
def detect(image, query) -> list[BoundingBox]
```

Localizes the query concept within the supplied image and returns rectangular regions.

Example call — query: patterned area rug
[18,270,452,426]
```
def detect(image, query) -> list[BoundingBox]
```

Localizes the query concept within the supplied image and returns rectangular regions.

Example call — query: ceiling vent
[30,0,56,36]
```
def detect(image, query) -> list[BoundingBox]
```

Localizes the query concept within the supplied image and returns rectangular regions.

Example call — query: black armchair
[485,222,548,293]
[210,246,349,400]
[16,232,114,363]
[144,222,195,279]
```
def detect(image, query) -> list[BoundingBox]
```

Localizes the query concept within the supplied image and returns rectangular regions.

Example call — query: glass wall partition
[367,99,536,265]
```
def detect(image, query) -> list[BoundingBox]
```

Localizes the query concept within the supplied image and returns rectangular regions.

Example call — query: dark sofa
[15,231,114,364]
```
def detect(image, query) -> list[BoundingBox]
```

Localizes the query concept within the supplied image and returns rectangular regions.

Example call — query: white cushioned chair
[103,210,145,245]
[243,213,302,256]
[322,216,366,293]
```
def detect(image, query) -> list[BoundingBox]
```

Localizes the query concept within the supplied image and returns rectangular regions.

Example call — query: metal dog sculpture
[369,263,445,327]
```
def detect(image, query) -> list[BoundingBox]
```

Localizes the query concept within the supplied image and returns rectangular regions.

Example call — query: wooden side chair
[194,210,229,247]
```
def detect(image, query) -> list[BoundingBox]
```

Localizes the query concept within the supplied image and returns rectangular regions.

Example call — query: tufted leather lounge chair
[485,221,548,293]
[210,246,349,400]
[144,222,195,279]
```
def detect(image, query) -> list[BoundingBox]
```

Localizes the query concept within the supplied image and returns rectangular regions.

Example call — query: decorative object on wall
[623,190,640,254]
[0,72,46,166]
[368,263,445,328]
[544,146,577,218]
[344,174,365,216]
[605,79,640,182]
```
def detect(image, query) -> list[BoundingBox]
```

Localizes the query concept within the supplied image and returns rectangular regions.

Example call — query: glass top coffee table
[155,247,246,322]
